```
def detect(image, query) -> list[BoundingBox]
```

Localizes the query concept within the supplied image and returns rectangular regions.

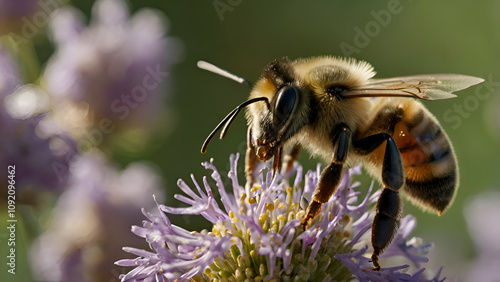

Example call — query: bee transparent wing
[343,74,484,100]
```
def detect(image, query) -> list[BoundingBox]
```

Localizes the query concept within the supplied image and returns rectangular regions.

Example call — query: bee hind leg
[301,127,351,229]
[371,187,404,270]
[353,133,405,271]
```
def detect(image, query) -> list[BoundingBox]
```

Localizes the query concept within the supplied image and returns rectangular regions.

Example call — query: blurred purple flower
[0,47,21,98]
[0,46,74,196]
[117,154,443,281]
[0,0,39,21]
[30,150,165,282]
[0,113,76,196]
[43,0,180,137]
[464,190,500,281]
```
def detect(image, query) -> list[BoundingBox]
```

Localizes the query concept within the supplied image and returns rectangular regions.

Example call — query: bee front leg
[245,126,259,187]
[301,127,350,229]
[354,133,405,271]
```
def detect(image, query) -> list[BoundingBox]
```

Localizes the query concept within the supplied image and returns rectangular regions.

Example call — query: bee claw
[371,253,381,271]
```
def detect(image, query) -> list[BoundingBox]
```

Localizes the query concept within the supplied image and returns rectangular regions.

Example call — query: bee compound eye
[275,85,299,124]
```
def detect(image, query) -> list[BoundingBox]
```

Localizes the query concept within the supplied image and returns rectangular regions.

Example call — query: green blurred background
[4,0,500,280]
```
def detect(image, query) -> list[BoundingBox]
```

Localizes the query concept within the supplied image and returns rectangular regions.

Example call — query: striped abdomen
[361,98,457,214]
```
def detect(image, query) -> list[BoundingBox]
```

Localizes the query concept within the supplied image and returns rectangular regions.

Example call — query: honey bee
[199,57,483,271]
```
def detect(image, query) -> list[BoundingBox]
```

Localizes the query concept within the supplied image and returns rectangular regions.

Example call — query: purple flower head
[30,151,165,282]
[43,0,181,137]
[117,154,444,281]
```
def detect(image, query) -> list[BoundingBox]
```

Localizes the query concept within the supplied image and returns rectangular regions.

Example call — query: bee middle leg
[353,133,405,271]
[301,126,350,229]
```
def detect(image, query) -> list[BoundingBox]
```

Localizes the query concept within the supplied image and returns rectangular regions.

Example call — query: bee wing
[343,74,484,100]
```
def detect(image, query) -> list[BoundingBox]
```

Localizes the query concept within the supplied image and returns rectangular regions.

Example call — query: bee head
[246,58,309,161]
[249,83,301,161]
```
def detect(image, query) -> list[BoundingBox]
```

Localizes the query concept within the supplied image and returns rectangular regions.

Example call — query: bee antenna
[201,97,269,153]
[197,60,253,87]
